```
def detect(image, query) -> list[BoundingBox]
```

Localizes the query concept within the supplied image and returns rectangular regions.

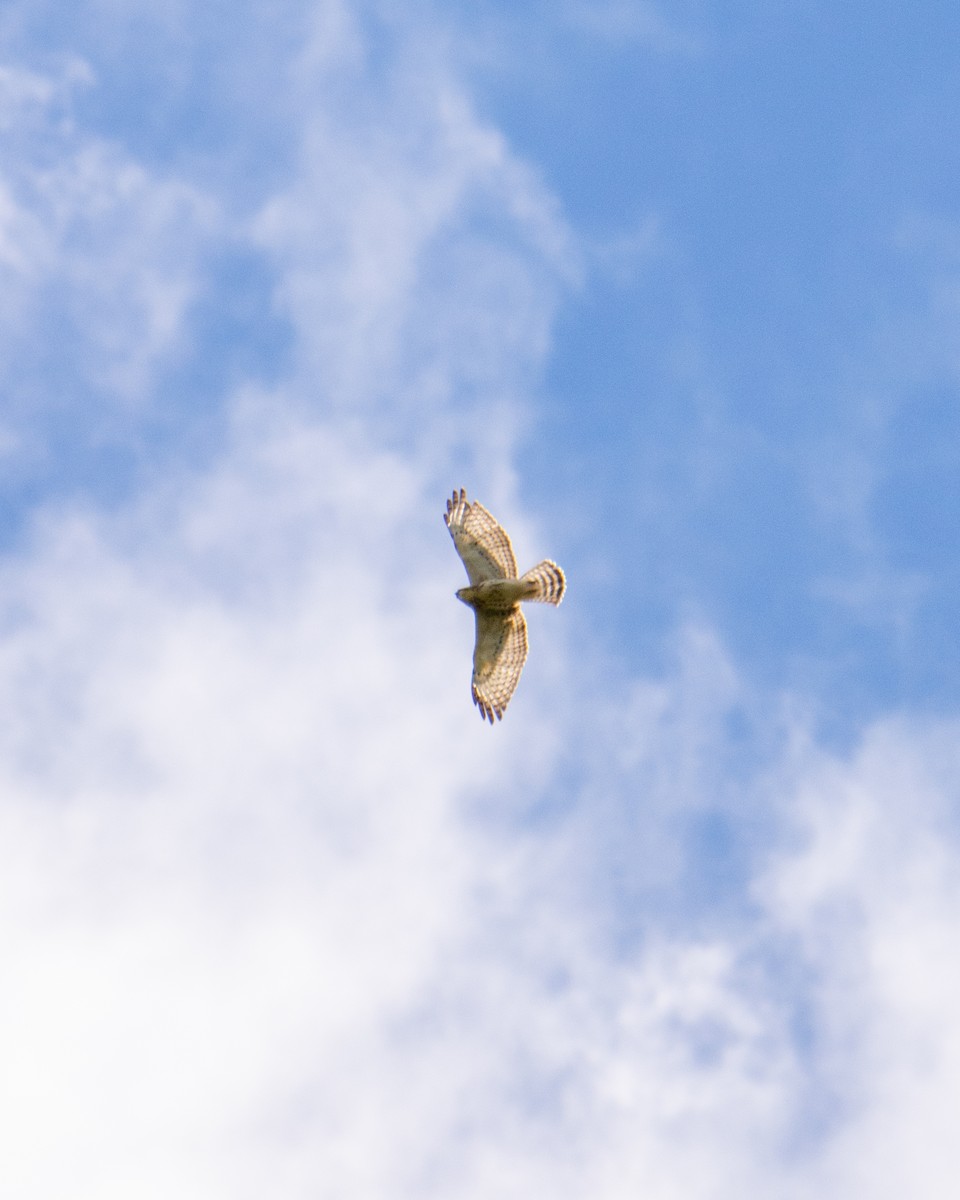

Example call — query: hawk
[444,487,565,722]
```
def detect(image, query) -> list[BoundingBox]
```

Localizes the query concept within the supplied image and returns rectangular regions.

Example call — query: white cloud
[8,417,960,1196]
[0,63,216,419]
[756,718,960,1197]
[0,408,502,1197]
[6,432,960,1196]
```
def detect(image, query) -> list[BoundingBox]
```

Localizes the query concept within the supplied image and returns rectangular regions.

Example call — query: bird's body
[444,488,565,722]
[456,578,538,610]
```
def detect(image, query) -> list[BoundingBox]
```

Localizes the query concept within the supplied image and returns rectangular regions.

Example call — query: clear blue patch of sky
[456,1,960,726]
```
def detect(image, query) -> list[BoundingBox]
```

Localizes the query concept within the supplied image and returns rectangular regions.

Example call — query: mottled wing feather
[445,488,518,584]
[471,607,528,723]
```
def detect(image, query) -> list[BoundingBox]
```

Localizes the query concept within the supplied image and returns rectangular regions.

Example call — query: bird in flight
[444,488,565,722]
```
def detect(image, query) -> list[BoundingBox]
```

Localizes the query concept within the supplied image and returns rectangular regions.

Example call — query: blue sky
[3,1,960,1195]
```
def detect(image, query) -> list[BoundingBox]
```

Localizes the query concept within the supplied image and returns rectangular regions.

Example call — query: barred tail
[520,560,566,605]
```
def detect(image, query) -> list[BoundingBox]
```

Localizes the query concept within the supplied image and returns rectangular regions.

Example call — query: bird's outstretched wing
[471,607,528,723]
[444,488,518,584]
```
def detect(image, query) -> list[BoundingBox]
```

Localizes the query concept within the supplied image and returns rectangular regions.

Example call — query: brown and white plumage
[444,488,565,722]
[444,488,518,583]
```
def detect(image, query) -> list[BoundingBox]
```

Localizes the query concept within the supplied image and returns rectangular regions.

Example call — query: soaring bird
[444,488,565,722]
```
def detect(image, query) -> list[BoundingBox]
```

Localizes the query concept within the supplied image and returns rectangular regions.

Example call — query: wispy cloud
[252,35,575,451]
[0,60,216,419]
[561,0,701,55]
